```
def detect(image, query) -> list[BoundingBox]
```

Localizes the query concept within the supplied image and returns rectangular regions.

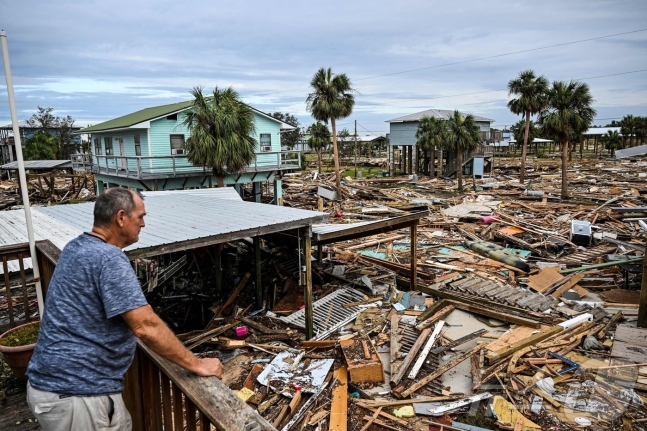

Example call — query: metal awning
[1,160,73,170]
[311,211,425,245]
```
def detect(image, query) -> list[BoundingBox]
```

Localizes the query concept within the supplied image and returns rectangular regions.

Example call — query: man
[27,188,222,430]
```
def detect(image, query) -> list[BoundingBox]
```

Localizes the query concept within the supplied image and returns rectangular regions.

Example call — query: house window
[166,114,178,121]
[259,134,271,152]
[104,137,113,155]
[170,134,185,155]
[94,138,102,155]
[134,135,141,156]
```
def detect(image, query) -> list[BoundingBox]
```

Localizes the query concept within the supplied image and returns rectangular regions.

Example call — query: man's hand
[195,358,223,379]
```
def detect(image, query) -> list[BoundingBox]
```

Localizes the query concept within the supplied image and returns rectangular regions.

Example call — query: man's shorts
[27,381,132,431]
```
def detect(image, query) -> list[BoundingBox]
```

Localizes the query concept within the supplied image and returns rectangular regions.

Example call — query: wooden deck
[0,383,41,431]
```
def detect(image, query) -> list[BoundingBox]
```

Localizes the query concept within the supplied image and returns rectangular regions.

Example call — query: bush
[0,322,40,347]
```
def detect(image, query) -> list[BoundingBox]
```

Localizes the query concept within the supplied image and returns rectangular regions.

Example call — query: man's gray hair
[94,188,144,227]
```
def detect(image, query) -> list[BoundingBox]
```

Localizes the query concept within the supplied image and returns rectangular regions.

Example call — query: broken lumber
[485,326,563,363]
[415,305,454,330]
[330,366,348,431]
[214,272,251,319]
[390,327,432,386]
[398,343,483,398]
[408,320,445,380]
[340,336,384,383]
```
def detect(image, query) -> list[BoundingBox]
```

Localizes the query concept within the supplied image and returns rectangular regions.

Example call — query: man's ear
[115,209,127,227]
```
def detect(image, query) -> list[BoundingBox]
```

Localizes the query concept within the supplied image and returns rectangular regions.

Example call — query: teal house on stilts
[72,100,300,203]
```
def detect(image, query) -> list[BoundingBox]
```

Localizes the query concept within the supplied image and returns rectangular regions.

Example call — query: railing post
[137,157,142,178]
[172,157,176,177]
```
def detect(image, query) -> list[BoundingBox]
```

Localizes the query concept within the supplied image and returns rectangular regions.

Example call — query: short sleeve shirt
[27,233,148,396]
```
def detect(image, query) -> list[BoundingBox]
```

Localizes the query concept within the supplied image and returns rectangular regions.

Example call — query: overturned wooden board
[527,266,587,298]
[484,325,550,353]
[340,335,384,384]
[611,325,647,363]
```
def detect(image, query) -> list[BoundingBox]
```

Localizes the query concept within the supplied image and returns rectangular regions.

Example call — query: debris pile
[0,171,95,209]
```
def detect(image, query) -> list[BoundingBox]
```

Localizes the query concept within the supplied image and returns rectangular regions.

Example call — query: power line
[249,28,647,97]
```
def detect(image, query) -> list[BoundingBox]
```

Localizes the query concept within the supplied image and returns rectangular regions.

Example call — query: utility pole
[1,30,44,317]
[354,120,358,177]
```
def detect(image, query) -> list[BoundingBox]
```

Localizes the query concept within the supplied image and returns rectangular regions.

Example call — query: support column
[254,236,262,310]
[214,244,222,295]
[273,178,282,206]
[410,224,418,291]
[408,145,413,176]
[253,182,261,203]
[317,244,323,264]
[96,180,105,195]
[304,233,314,339]
[638,235,647,328]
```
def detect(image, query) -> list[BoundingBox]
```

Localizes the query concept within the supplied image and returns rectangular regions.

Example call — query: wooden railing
[123,342,274,431]
[442,146,494,177]
[0,241,59,332]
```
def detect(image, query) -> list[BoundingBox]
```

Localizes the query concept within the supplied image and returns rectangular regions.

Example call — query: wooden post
[214,244,222,295]
[254,236,262,310]
[317,244,323,264]
[304,233,314,339]
[410,223,418,291]
[638,235,647,328]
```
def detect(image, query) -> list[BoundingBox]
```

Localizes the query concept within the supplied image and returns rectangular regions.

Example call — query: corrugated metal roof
[1,188,327,273]
[1,160,73,170]
[583,127,622,136]
[312,221,375,236]
[386,109,494,123]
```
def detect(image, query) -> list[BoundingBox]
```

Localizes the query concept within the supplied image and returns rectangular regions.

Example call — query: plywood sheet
[484,325,549,352]
[527,267,562,293]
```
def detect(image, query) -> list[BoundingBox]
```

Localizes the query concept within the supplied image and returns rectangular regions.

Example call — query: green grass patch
[0,322,40,347]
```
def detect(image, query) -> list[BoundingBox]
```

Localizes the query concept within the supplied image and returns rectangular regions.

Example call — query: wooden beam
[390,314,400,377]
[410,223,418,291]
[399,343,483,398]
[408,321,444,379]
[639,238,647,328]
[485,326,563,363]
[313,212,425,245]
[254,236,262,310]
[550,272,585,298]
[330,366,348,431]
[304,233,314,340]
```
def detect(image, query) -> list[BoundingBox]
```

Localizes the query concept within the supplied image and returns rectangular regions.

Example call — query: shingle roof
[386,109,494,123]
[78,101,195,133]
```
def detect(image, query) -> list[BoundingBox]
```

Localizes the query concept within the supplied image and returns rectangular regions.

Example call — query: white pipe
[1,30,45,317]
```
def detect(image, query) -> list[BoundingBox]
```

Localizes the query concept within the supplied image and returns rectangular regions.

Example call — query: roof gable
[386,108,494,123]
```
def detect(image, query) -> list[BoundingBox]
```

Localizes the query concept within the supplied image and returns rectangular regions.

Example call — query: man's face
[119,194,146,247]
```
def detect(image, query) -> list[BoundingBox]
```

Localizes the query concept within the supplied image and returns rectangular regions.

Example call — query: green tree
[271,112,300,150]
[336,128,354,160]
[635,116,647,146]
[307,122,331,174]
[507,70,549,183]
[538,81,596,199]
[620,114,637,148]
[25,106,80,158]
[182,86,257,187]
[510,119,538,155]
[23,133,58,160]
[601,130,622,154]
[416,116,446,177]
[446,110,480,190]
[306,67,356,196]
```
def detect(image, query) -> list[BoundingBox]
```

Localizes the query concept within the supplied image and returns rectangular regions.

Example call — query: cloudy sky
[1,0,646,137]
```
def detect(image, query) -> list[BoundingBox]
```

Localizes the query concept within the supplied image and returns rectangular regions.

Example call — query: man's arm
[122,305,222,379]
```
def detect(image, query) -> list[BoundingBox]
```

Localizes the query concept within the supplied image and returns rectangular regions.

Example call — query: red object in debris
[335,211,343,217]
[235,326,248,337]
[290,383,302,391]
[479,215,500,224]
[299,304,305,310]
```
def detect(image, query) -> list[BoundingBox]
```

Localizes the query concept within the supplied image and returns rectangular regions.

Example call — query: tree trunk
[330,117,342,198]
[437,148,443,178]
[317,149,322,174]
[520,111,530,184]
[429,145,435,177]
[456,149,463,190]
[561,140,569,200]
[217,176,224,188]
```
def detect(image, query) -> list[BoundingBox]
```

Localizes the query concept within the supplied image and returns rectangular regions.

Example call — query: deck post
[317,244,323,264]
[304,232,314,339]
[638,235,647,328]
[214,244,222,295]
[410,223,418,291]
[254,236,262,310]
[253,182,261,203]
[273,177,282,206]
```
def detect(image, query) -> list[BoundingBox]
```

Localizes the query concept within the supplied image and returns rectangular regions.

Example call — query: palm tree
[446,110,480,190]
[415,116,446,177]
[182,86,257,187]
[507,70,549,184]
[538,81,596,200]
[307,122,331,174]
[601,130,622,155]
[620,115,637,148]
[510,119,538,155]
[306,68,355,196]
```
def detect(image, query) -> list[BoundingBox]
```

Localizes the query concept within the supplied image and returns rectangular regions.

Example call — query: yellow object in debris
[491,396,540,430]
[393,405,415,418]
[236,387,255,402]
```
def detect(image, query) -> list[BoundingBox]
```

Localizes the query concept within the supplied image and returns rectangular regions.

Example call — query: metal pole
[1,30,45,317]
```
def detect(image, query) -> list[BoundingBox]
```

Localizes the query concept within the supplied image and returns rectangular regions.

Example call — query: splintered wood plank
[551,272,585,298]
[390,327,432,386]
[390,314,400,376]
[330,366,348,431]
[527,267,562,293]
[484,325,550,352]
